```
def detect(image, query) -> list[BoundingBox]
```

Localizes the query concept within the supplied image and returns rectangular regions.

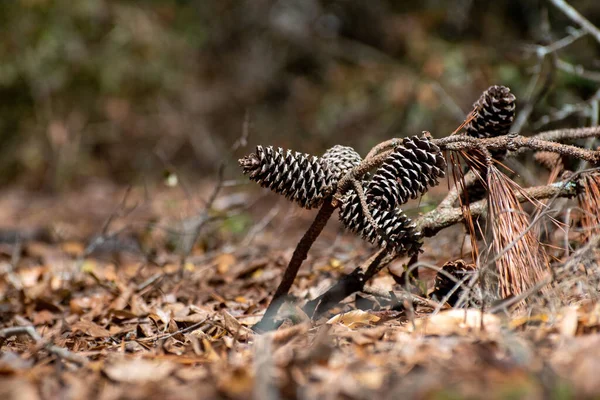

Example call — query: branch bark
[253,200,335,332]
[415,179,579,237]
[434,134,600,164]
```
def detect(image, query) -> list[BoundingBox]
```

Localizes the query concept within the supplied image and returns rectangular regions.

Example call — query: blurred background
[1,0,599,191]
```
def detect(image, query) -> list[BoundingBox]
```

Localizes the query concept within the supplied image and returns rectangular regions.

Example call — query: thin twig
[303,248,391,319]
[361,286,444,309]
[253,201,336,332]
[528,27,587,57]
[136,320,210,343]
[415,179,579,237]
[350,179,392,245]
[488,276,553,313]
[335,150,394,199]
[548,0,600,45]
[0,326,88,365]
[435,133,600,164]
[533,126,600,142]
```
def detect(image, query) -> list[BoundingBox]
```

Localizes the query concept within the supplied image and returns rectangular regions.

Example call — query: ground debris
[0,182,599,399]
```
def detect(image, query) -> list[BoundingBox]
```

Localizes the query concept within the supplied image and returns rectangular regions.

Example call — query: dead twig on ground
[303,248,392,319]
[0,326,88,366]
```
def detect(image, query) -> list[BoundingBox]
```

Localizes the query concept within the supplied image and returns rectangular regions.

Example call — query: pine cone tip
[239,153,260,174]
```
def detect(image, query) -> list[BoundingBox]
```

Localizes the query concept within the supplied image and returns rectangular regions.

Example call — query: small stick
[361,286,444,309]
[415,179,579,237]
[350,179,393,245]
[365,139,401,159]
[253,201,336,332]
[548,0,600,45]
[334,150,394,199]
[532,126,600,142]
[0,326,88,366]
[303,248,391,319]
[434,134,600,165]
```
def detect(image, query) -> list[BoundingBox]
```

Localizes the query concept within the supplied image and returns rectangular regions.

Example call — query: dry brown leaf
[559,306,579,337]
[202,339,221,362]
[103,358,176,383]
[60,241,85,257]
[412,309,501,337]
[71,320,111,338]
[221,311,253,340]
[32,310,55,325]
[216,253,236,275]
[109,286,134,311]
[167,318,185,341]
[268,322,310,344]
[327,310,381,329]
[107,309,138,320]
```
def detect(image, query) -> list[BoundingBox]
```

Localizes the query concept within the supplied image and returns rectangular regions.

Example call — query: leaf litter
[1,182,600,399]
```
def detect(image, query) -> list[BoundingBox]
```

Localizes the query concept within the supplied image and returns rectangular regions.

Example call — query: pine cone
[339,190,422,255]
[465,85,516,139]
[462,86,516,202]
[430,260,477,306]
[366,135,446,210]
[321,145,362,180]
[239,146,334,209]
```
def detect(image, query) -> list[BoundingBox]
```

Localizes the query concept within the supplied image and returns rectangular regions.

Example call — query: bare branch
[548,0,600,45]
[253,200,336,332]
[415,179,578,237]
[434,133,600,165]
[532,126,600,142]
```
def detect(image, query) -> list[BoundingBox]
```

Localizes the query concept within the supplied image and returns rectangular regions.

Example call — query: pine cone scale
[366,135,446,210]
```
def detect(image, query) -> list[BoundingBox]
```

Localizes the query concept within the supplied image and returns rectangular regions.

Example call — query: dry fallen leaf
[222,311,253,340]
[216,253,236,275]
[559,306,579,337]
[327,310,381,329]
[412,309,501,337]
[103,358,176,383]
[71,320,111,338]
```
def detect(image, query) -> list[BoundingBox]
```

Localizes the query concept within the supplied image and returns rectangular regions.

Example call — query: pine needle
[449,151,480,261]
[578,173,600,241]
[487,165,551,299]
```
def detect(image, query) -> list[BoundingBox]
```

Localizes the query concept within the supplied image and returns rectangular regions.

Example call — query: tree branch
[531,126,600,142]
[434,134,600,164]
[548,0,600,45]
[253,200,336,332]
[334,150,393,201]
[415,179,579,237]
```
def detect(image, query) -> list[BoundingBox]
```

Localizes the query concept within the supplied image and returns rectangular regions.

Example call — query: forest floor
[1,178,600,400]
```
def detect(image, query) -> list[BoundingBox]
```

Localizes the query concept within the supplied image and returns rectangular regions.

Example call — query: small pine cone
[339,191,422,255]
[239,145,334,209]
[430,260,477,306]
[366,135,446,210]
[321,145,362,180]
[465,85,516,139]
[462,86,516,200]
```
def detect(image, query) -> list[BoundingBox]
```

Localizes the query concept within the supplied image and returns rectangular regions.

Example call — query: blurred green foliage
[0,0,598,189]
